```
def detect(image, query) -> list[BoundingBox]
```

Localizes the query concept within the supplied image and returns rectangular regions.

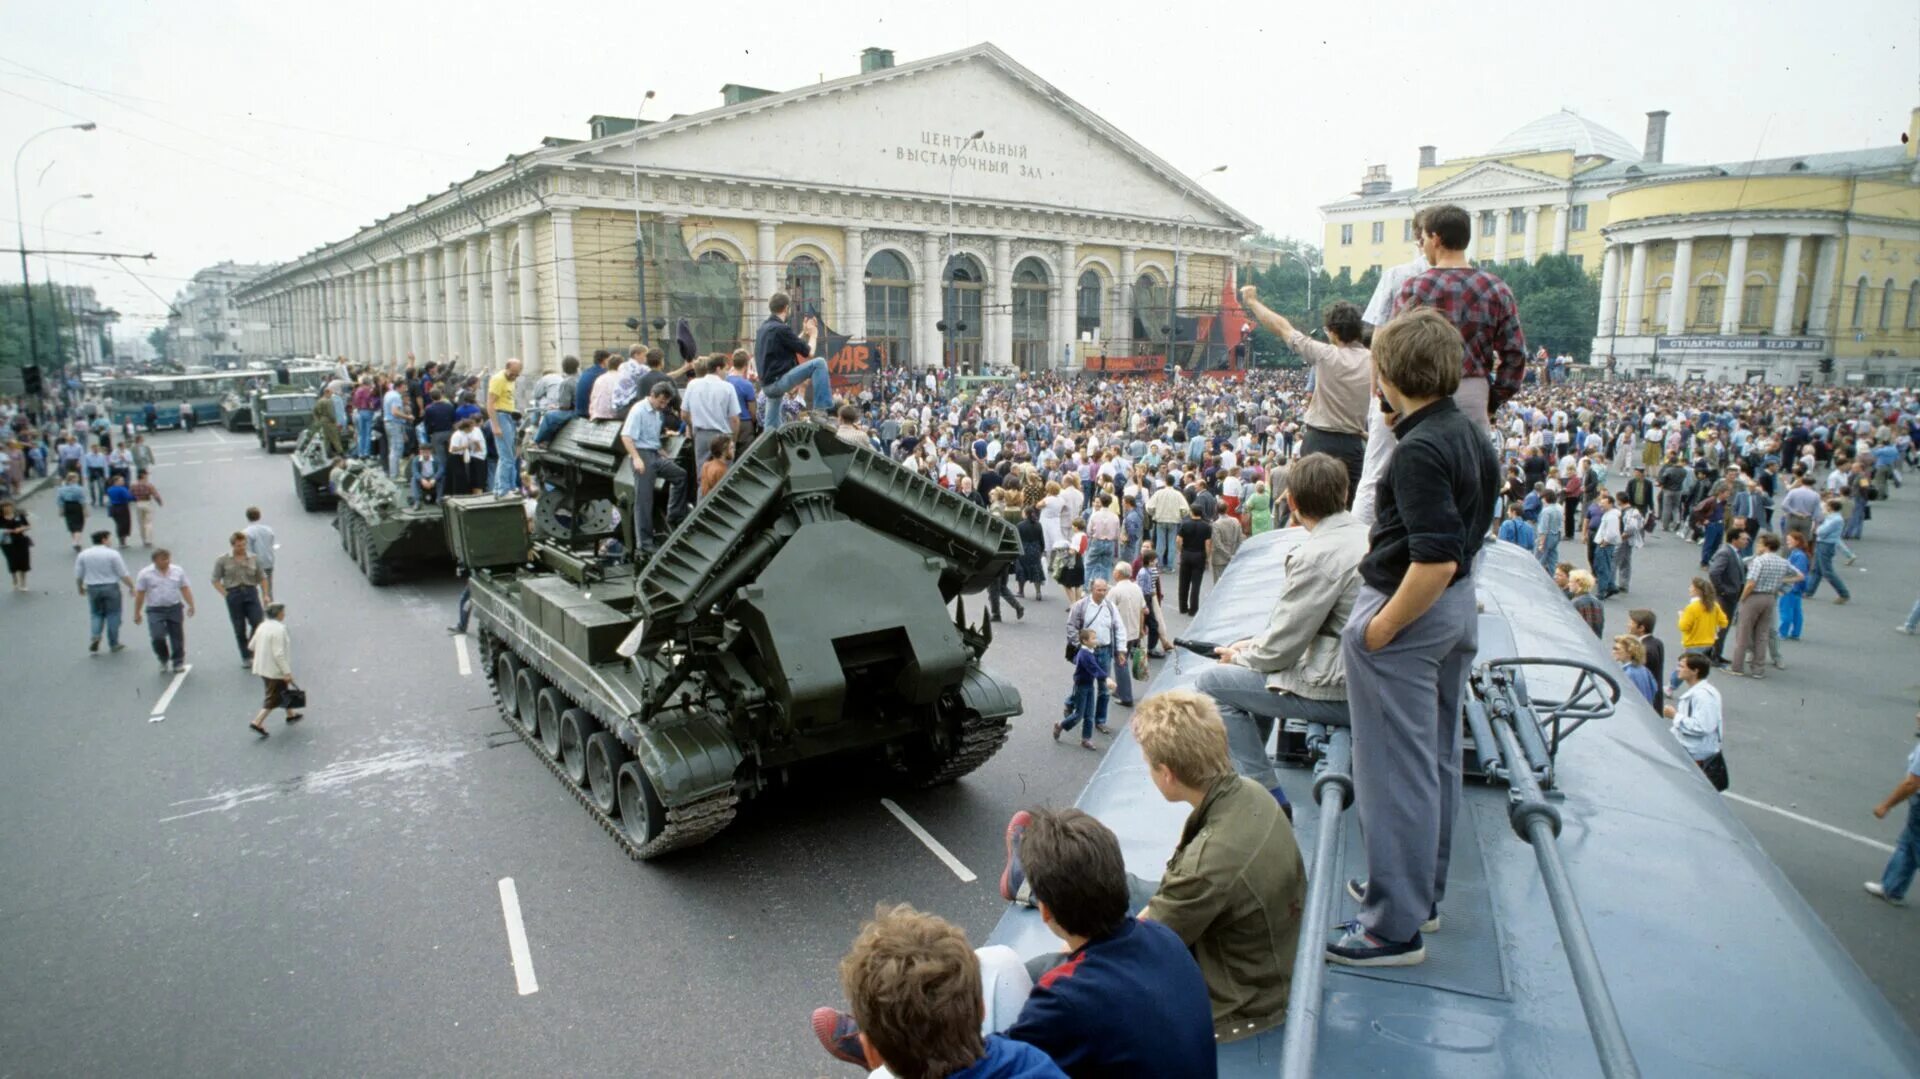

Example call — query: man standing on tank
[621,382,688,559]
[753,293,830,430]
[1331,308,1498,968]
[1389,204,1528,431]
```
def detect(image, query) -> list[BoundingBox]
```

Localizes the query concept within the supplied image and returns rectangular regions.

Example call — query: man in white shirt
[1662,653,1723,783]
[132,548,196,673]
[1064,577,1132,727]
[1591,493,1623,598]
[75,529,134,653]
[680,355,743,481]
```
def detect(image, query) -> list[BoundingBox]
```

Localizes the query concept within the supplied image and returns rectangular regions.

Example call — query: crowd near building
[1322,108,1920,386]
[229,44,1251,379]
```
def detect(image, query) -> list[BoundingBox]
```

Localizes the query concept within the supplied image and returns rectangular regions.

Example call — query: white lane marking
[497,878,540,996]
[454,633,472,676]
[1723,791,1896,854]
[879,798,977,883]
[178,459,204,466]
[151,666,192,716]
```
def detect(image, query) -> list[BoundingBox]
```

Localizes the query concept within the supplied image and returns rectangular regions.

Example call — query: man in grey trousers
[1195,454,1367,802]
[1329,308,1500,968]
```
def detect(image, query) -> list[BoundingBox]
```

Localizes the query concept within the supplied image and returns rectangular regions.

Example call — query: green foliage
[1240,248,1378,368]
[0,285,73,371]
[148,326,170,361]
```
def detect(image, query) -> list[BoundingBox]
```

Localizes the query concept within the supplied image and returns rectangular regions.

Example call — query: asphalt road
[0,428,1914,1077]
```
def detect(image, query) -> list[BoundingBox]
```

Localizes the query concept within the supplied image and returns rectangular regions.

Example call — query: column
[517,218,539,372]
[442,242,464,367]
[1057,240,1078,369]
[1465,211,1478,257]
[991,235,1013,371]
[1596,245,1620,336]
[319,279,334,357]
[1118,246,1137,356]
[489,226,512,367]
[1772,235,1804,336]
[379,261,398,367]
[843,227,867,339]
[465,235,486,371]
[550,209,580,364]
[919,232,943,369]
[1806,236,1839,335]
[1720,235,1749,334]
[1623,243,1648,335]
[1552,206,1569,256]
[1523,207,1540,263]
[360,269,376,365]
[406,254,424,363]
[756,220,779,316]
[1668,238,1694,334]
[1493,209,1511,264]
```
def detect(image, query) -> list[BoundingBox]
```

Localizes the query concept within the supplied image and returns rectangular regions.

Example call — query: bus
[104,361,334,429]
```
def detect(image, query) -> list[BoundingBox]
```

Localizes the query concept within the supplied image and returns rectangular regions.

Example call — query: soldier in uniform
[310,384,347,458]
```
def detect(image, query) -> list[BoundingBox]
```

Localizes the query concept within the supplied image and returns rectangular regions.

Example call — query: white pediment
[1418,162,1569,201]
[558,46,1253,232]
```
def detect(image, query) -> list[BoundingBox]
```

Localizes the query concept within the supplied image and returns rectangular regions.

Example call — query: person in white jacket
[247,603,300,737]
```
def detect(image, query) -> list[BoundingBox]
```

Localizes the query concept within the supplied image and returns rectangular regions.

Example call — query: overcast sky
[4,0,1915,341]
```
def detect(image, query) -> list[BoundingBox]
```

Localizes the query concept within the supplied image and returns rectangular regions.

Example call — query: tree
[1496,255,1601,362]
[148,326,171,362]
[0,285,72,372]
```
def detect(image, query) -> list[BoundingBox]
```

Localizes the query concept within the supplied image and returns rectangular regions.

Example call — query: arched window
[864,251,911,369]
[1741,274,1768,327]
[1076,270,1103,340]
[1879,278,1897,331]
[784,254,823,327]
[1134,271,1168,353]
[1012,258,1050,372]
[1692,276,1722,328]
[684,249,744,353]
[1652,276,1674,329]
[942,254,985,371]
[1851,275,1869,328]
[1906,281,1920,330]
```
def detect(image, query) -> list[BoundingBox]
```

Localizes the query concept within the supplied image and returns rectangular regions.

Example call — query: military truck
[445,418,1023,859]
[289,427,341,511]
[218,391,254,431]
[331,459,451,585]
[253,389,316,452]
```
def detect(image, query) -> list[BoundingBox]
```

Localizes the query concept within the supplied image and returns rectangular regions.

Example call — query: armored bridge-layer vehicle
[446,418,1024,859]
[987,533,1920,1078]
[330,459,453,585]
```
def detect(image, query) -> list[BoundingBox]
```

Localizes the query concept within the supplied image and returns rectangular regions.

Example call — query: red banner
[827,340,884,388]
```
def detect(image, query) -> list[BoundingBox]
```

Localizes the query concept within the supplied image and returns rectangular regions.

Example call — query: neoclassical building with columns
[231,43,1252,379]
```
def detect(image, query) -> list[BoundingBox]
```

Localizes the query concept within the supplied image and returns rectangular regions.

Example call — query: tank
[330,458,449,585]
[985,533,1920,1078]
[218,391,253,431]
[447,418,1024,859]
[288,427,341,512]
[252,389,315,452]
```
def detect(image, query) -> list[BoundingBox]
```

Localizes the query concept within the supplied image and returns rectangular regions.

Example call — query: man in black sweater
[1330,307,1499,968]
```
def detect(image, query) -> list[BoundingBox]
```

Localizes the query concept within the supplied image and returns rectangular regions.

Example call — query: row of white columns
[1468,204,1572,263]
[251,211,590,377]
[1598,233,1830,338]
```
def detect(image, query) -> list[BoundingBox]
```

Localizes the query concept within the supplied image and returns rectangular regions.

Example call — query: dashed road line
[880,798,977,882]
[497,877,539,995]
[1724,791,1896,854]
[454,633,472,676]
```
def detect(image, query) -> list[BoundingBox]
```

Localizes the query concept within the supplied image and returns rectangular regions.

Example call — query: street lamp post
[12,122,95,378]
[942,129,984,374]
[1169,165,1227,371]
[39,193,93,368]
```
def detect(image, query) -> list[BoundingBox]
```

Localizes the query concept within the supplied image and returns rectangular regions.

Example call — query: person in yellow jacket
[1673,577,1728,689]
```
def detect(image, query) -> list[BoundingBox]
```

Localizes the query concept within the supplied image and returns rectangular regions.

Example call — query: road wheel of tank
[364,544,393,587]
[297,478,317,512]
[495,652,523,719]
[514,668,549,741]
[536,688,568,759]
[615,761,667,848]
[336,504,351,553]
[354,520,374,579]
[557,708,595,785]
[585,733,630,816]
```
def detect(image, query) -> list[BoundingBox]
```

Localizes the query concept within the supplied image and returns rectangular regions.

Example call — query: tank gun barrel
[1279,724,1354,1079]
[1480,668,1641,1078]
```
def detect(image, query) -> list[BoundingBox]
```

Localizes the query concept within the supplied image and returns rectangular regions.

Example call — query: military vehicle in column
[444,418,1025,859]
[252,389,315,452]
[218,391,255,432]
[289,427,341,512]
[331,458,452,585]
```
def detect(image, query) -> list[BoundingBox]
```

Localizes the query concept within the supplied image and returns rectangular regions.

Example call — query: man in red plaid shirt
[1390,204,1528,430]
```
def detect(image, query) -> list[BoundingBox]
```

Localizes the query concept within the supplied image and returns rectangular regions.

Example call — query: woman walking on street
[56,471,87,549]
[1014,506,1046,600]
[105,474,134,548]
[247,603,301,737]
[1,499,32,590]
[1778,531,1810,640]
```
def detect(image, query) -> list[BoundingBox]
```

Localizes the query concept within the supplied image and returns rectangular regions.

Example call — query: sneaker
[1834,596,1850,605]
[1865,882,1906,906]
[447,625,466,635]
[89,638,100,654]
[1897,625,1917,635]
[1326,920,1425,967]
[999,810,1033,903]
[809,1007,868,1067]
[159,661,171,675]
[172,663,186,673]
[1344,879,1440,932]
[109,643,125,653]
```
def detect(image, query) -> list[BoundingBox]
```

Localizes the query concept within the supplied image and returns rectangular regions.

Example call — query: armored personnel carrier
[252,389,315,451]
[218,391,254,431]
[445,418,1024,859]
[330,459,451,585]
[288,427,341,512]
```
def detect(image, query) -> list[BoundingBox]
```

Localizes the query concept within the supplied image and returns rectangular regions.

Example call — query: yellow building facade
[231,44,1249,379]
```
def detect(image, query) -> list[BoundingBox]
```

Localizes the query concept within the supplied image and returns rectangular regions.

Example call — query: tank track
[911,711,1012,788]
[478,632,737,860]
